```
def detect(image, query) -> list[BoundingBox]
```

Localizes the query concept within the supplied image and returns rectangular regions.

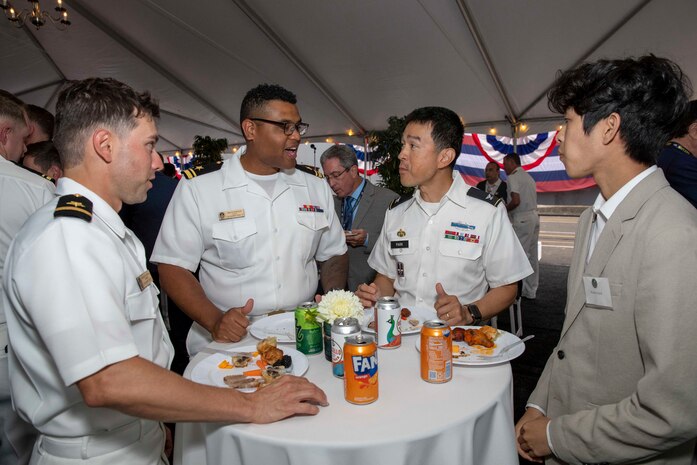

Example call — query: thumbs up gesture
[434,283,469,325]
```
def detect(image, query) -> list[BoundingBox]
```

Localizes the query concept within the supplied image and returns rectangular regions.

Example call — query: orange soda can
[420,319,452,383]
[343,334,378,404]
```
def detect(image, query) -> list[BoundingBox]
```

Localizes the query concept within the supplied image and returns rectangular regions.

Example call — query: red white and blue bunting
[456,132,596,192]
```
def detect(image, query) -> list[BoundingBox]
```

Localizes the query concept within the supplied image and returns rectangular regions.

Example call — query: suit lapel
[353,181,373,227]
[559,169,670,339]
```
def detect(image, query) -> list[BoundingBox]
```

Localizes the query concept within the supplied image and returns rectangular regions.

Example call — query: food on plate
[261,366,287,383]
[400,308,411,318]
[231,354,252,368]
[451,325,500,348]
[261,346,284,365]
[224,375,263,389]
[273,355,293,370]
[256,336,278,354]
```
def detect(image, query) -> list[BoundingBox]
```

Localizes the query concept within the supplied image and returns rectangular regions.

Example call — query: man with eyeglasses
[152,84,348,356]
[320,145,398,291]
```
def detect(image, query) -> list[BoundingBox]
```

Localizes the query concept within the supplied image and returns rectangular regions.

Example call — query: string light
[488,127,497,135]
[347,129,354,136]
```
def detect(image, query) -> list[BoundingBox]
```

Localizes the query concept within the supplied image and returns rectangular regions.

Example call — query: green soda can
[295,302,323,355]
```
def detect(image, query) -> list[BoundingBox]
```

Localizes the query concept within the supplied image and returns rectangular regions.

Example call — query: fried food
[231,354,252,367]
[463,328,495,348]
[452,327,466,342]
[256,336,278,354]
[261,346,284,365]
[261,366,287,383]
[400,308,411,318]
[479,325,500,341]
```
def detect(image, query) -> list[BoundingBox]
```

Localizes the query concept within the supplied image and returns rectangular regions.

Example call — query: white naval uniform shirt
[3,177,172,437]
[0,156,54,395]
[151,155,347,353]
[506,167,538,215]
[368,173,532,312]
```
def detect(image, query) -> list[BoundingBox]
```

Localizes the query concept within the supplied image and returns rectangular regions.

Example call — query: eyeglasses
[325,167,350,181]
[250,118,309,136]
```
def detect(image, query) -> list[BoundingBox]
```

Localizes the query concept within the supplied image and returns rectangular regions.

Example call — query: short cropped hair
[404,107,464,167]
[503,153,521,166]
[0,91,26,125]
[671,100,697,139]
[24,141,61,173]
[240,84,297,124]
[320,145,358,170]
[54,78,159,169]
[25,104,55,140]
[548,55,691,165]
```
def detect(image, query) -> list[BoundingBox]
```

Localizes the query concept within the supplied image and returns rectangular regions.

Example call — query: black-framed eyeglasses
[325,167,350,181]
[250,118,309,136]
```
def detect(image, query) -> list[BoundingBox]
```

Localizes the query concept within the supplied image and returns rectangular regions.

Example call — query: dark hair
[0,90,25,124]
[25,104,55,140]
[404,106,464,167]
[162,162,177,178]
[54,78,159,169]
[240,84,297,124]
[548,55,691,165]
[320,144,357,170]
[670,100,697,139]
[24,141,61,172]
[503,153,521,166]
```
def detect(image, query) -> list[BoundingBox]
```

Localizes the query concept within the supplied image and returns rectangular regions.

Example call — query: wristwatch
[466,304,482,325]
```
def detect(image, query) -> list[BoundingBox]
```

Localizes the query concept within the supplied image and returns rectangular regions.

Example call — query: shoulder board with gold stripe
[466,186,502,207]
[295,164,324,178]
[182,161,223,180]
[389,194,414,210]
[54,194,93,222]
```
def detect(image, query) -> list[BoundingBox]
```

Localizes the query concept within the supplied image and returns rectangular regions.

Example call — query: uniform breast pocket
[439,238,482,261]
[211,219,257,270]
[126,287,160,359]
[295,211,329,232]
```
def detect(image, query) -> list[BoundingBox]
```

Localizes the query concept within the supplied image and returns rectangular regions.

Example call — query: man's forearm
[373,273,396,298]
[158,263,221,333]
[318,253,348,291]
[472,282,517,320]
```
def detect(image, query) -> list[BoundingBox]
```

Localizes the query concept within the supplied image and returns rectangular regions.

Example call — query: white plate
[362,305,435,335]
[415,326,526,366]
[249,313,295,342]
[190,346,309,390]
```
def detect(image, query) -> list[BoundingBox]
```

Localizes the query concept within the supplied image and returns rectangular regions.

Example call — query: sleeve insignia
[295,164,324,178]
[54,194,93,222]
[389,194,414,210]
[466,187,502,207]
[183,161,223,179]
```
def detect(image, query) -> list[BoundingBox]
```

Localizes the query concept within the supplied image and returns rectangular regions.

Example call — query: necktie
[342,197,354,230]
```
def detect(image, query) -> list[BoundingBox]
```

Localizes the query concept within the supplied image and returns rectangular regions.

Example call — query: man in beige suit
[516,56,697,464]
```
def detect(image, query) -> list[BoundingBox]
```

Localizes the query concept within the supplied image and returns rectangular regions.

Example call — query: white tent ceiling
[2,0,696,156]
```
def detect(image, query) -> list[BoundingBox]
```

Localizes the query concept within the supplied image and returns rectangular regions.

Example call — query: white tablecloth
[174,334,518,465]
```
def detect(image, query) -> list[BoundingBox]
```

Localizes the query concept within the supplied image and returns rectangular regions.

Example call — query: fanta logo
[351,355,378,377]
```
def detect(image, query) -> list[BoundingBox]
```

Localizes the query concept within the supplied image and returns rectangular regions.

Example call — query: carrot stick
[243,369,262,377]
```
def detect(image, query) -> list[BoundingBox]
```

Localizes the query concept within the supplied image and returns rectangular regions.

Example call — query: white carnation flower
[317,290,365,325]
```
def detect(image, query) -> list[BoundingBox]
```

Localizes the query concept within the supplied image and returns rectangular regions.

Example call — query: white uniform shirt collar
[414,172,469,211]
[222,154,306,191]
[55,177,128,238]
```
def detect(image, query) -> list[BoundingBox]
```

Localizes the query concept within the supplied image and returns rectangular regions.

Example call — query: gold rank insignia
[219,209,245,220]
[137,270,154,291]
[397,229,406,237]
[54,194,93,222]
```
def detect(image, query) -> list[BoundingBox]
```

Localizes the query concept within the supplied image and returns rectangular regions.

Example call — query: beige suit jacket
[529,170,697,465]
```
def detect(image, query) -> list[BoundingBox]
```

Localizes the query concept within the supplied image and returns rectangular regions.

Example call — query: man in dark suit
[476,161,507,201]
[320,145,398,291]
[657,99,697,208]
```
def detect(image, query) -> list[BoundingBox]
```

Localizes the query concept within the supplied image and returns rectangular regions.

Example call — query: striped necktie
[342,197,355,230]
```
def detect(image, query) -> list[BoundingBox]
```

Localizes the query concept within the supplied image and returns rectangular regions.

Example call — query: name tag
[583,276,612,309]
[137,271,154,291]
[390,240,409,249]
[219,209,245,220]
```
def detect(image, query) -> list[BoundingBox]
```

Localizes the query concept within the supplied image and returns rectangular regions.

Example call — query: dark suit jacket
[528,169,697,464]
[476,179,507,201]
[334,180,398,291]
